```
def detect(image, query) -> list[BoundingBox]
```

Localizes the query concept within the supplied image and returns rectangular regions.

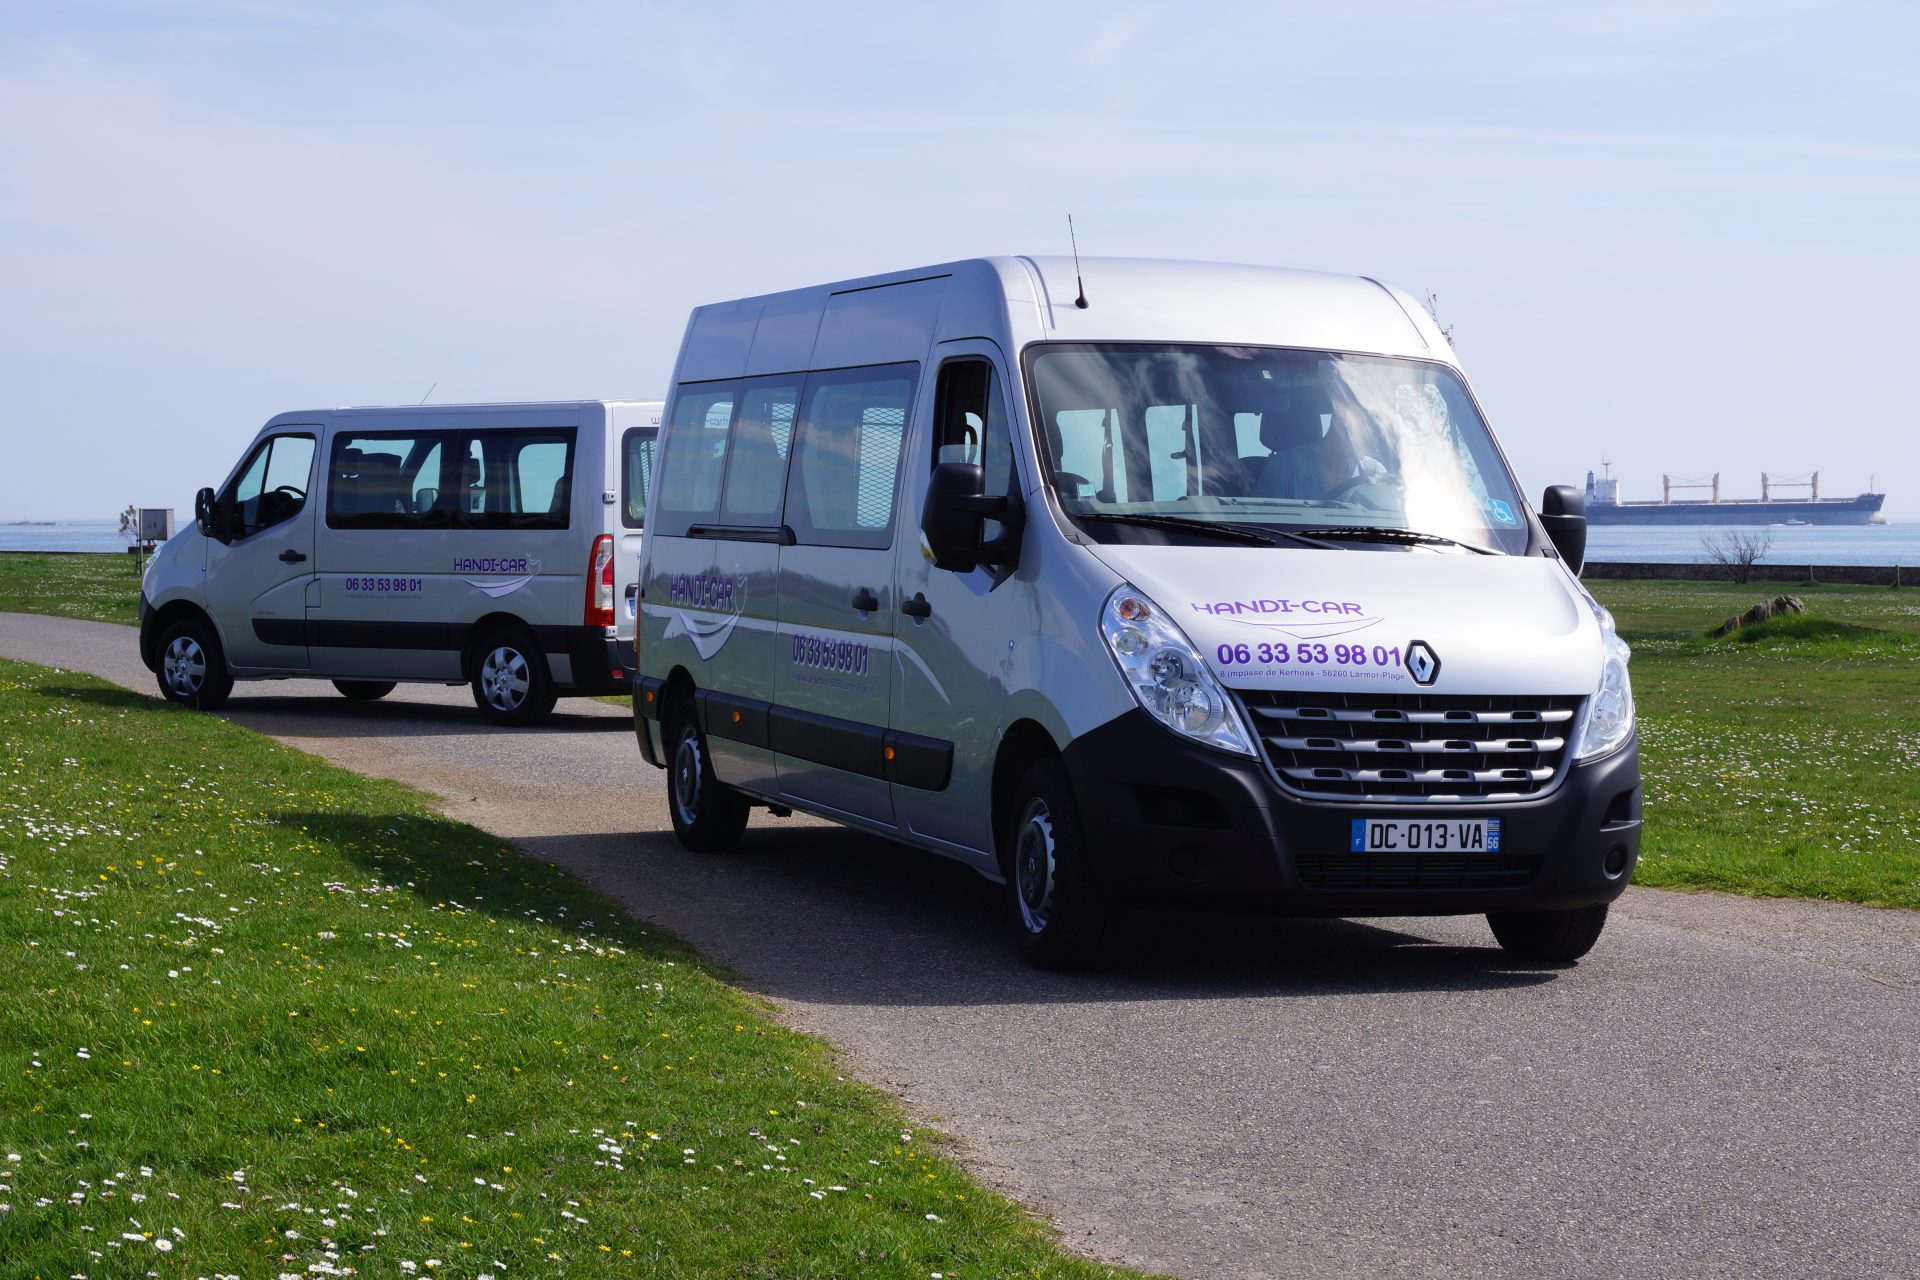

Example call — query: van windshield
[1024,344,1532,555]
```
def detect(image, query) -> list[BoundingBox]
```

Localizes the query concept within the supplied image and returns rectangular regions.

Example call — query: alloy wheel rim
[673,732,704,824]
[163,635,205,697]
[1014,797,1056,934]
[480,646,529,711]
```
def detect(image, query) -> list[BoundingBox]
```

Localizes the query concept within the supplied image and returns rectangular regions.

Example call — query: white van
[632,259,1639,967]
[140,399,663,725]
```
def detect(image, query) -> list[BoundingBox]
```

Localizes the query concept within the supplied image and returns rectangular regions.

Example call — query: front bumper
[137,593,159,671]
[1061,708,1640,916]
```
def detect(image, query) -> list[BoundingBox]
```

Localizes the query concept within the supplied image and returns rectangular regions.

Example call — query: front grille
[1238,691,1582,804]
[1294,853,1544,891]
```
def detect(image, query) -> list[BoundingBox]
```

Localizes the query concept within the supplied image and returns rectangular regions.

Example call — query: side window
[516,440,570,516]
[327,433,450,529]
[1233,413,1265,459]
[718,378,801,526]
[454,429,576,530]
[1049,410,1127,503]
[931,359,1014,497]
[652,385,738,536]
[621,428,657,529]
[786,364,917,549]
[231,434,315,537]
[1143,405,1196,501]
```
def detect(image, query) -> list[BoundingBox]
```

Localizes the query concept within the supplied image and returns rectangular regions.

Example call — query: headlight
[1100,584,1255,756]
[1574,596,1635,760]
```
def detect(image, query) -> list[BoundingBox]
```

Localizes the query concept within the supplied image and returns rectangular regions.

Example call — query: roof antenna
[419,382,437,405]
[1068,215,1089,309]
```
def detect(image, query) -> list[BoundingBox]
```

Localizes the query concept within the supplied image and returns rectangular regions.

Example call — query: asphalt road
[5,611,1917,1279]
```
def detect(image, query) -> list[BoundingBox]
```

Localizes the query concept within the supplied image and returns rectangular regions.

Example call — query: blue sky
[2,0,1915,517]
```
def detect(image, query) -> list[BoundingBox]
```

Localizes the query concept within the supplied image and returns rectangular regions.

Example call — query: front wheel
[333,680,396,701]
[155,617,233,711]
[1003,757,1105,970]
[469,630,557,726]
[1487,903,1610,962]
[665,702,749,851]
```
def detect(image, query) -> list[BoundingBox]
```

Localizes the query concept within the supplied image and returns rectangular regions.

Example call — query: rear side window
[621,428,657,529]
[455,429,576,530]
[652,387,737,536]
[327,433,447,529]
[327,429,571,530]
[786,364,917,549]
[718,377,801,527]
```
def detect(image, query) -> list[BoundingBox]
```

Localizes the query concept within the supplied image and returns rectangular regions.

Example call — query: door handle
[901,592,932,620]
[279,549,308,563]
[851,588,879,614]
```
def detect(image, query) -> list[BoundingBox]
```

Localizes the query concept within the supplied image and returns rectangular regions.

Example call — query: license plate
[1350,817,1501,853]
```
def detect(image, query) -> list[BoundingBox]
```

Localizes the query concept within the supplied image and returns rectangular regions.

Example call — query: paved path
[5,611,1918,1279]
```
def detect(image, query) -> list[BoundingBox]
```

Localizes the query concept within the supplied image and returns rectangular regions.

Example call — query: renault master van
[141,399,663,725]
[632,259,1638,967]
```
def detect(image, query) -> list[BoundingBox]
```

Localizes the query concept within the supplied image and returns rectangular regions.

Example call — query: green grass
[1590,580,1920,907]
[0,659,1152,1279]
[0,552,143,625]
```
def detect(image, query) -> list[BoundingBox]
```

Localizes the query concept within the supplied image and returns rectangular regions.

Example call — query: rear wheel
[1487,903,1610,962]
[1003,757,1104,969]
[155,617,233,711]
[469,630,557,726]
[332,680,396,701]
[665,699,749,851]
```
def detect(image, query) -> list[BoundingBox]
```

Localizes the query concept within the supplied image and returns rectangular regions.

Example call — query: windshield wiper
[1073,512,1341,550]
[1291,526,1500,556]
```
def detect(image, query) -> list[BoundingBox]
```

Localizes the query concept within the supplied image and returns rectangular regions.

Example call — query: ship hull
[1586,494,1886,526]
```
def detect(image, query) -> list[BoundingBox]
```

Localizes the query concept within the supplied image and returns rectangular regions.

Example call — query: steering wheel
[271,484,306,503]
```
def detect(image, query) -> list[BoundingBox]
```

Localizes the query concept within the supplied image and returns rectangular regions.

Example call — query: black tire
[664,699,749,851]
[468,629,557,727]
[1487,903,1610,963]
[154,616,233,711]
[332,680,397,702]
[1003,757,1105,970]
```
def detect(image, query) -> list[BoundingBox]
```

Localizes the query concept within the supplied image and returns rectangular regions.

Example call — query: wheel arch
[141,599,220,671]
[990,718,1062,877]
[461,611,537,677]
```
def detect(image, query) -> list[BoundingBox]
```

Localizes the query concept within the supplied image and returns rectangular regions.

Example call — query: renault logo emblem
[1405,640,1441,685]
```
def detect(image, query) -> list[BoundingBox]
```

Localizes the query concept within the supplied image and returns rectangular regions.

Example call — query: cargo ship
[1583,466,1887,526]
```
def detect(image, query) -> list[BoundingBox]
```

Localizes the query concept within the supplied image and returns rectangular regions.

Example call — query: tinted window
[785,365,917,549]
[719,378,801,526]
[456,429,576,530]
[327,433,448,529]
[653,386,737,536]
[231,434,316,538]
[621,427,657,529]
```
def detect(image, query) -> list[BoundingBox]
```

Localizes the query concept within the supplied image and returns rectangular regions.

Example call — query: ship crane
[1761,472,1817,501]
[1662,473,1719,504]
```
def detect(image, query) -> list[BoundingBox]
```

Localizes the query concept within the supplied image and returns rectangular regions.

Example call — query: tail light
[585,534,615,627]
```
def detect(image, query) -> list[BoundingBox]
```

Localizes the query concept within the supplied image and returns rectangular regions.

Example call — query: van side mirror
[1539,484,1587,574]
[922,462,1021,573]
[194,487,228,543]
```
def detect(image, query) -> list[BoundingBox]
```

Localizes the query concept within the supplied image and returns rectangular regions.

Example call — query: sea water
[5,516,1920,565]
[0,520,135,553]
[1585,519,1920,566]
